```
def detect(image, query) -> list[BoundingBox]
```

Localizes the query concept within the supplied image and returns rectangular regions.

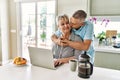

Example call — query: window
[91,17,120,38]
[17,0,56,60]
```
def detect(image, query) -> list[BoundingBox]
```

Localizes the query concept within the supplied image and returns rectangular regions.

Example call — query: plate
[13,63,27,67]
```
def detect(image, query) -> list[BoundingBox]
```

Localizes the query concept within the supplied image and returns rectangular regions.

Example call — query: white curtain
[14,0,55,2]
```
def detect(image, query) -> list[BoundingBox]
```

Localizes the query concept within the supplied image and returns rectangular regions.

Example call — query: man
[51,10,94,63]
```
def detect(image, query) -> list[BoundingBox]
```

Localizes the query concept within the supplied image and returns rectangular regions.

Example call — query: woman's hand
[54,59,62,67]
[54,58,68,67]
[54,57,75,67]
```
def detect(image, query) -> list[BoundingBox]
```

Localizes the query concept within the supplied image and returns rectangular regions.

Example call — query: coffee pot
[78,51,93,78]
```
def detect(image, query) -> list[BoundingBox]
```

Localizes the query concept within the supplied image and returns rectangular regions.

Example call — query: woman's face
[58,19,71,34]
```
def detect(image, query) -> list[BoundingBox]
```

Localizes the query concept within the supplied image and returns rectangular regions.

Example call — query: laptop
[28,47,56,70]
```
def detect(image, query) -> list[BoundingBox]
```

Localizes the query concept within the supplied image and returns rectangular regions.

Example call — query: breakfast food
[13,57,27,65]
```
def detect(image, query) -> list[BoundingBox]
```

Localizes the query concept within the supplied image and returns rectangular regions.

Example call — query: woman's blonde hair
[56,14,69,25]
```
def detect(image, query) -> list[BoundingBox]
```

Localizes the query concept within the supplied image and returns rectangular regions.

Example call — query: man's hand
[51,34,69,47]
[60,39,70,46]
[56,38,68,47]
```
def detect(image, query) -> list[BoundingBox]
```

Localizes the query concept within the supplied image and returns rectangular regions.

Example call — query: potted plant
[40,30,46,42]
[96,31,106,45]
[117,33,120,38]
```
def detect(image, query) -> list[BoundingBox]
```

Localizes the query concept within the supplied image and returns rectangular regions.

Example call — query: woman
[52,14,83,66]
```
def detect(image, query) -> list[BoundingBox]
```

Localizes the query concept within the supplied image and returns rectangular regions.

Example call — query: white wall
[0,9,2,61]
[0,35,1,61]
[0,0,10,64]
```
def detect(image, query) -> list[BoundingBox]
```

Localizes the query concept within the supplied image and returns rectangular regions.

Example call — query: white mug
[69,59,77,71]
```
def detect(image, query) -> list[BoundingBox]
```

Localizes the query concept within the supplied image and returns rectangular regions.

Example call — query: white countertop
[95,46,120,53]
[0,63,120,80]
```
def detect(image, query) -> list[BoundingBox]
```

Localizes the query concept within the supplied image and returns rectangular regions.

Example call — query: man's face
[70,17,85,29]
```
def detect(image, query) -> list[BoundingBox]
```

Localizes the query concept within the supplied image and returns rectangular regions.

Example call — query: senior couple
[52,10,95,66]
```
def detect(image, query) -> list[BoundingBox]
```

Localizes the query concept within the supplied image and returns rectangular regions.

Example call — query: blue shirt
[55,21,95,63]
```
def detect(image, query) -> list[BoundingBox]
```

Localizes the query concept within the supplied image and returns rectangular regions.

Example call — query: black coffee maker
[78,51,93,78]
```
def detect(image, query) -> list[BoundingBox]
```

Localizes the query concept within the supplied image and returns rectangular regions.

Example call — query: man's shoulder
[85,21,93,25]
[85,21,93,28]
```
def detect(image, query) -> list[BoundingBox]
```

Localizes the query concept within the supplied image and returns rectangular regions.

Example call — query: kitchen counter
[0,63,120,80]
[95,46,120,53]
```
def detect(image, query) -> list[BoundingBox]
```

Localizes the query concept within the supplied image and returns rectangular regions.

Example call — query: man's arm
[51,34,68,46]
[62,39,91,51]
[51,34,59,44]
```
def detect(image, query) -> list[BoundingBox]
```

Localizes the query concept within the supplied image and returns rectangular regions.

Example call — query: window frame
[16,0,57,56]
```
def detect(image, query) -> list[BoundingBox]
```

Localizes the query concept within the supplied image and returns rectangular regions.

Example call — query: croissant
[13,57,27,65]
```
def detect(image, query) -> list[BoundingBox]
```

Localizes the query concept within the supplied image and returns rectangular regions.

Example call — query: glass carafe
[78,51,93,78]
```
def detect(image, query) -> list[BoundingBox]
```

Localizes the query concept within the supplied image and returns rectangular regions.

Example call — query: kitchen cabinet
[90,0,120,16]
[94,46,120,70]
[58,0,87,16]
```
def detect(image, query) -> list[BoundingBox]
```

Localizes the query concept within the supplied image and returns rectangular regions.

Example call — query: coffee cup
[69,59,77,71]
